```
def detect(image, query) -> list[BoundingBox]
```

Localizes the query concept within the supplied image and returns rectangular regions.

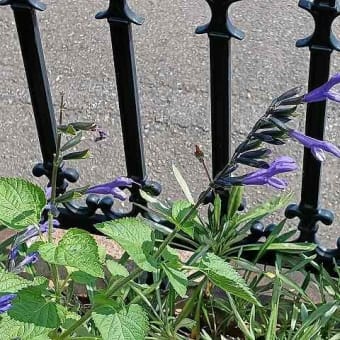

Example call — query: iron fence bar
[196,0,244,178]
[96,0,146,181]
[0,0,56,165]
[285,0,340,269]
[286,0,339,235]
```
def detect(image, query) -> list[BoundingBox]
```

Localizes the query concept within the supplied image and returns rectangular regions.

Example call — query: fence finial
[296,0,340,51]
[196,0,244,39]
[0,0,46,11]
[95,0,144,25]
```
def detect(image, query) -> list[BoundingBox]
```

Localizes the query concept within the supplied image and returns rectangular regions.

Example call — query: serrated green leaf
[63,149,90,160]
[93,304,149,340]
[0,314,51,340]
[172,165,194,204]
[8,288,64,328]
[198,253,260,306]
[0,178,46,230]
[39,229,103,278]
[106,260,129,277]
[95,218,157,272]
[0,268,46,293]
[162,264,187,298]
[60,131,83,152]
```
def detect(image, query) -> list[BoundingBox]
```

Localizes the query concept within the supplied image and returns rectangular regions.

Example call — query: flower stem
[58,309,92,339]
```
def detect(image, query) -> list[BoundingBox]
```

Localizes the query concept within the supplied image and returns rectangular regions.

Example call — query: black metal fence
[0,0,339,271]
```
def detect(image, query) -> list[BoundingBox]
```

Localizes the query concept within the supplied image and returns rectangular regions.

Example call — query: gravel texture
[0,0,339,247]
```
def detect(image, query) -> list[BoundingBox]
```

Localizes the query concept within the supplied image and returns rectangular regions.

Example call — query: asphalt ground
[0,0,339,248]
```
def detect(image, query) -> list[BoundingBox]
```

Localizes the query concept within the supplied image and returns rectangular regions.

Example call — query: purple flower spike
[303,73,340,103]
[242,156,297,190]
[8,247,18,261]
[289,130,340,162]
[12,252,39,273]
[87,177,136,201]
[0,294,16,314]
[16,219,59,245]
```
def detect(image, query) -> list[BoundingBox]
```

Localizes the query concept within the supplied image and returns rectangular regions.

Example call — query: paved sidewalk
[0,0,338,247]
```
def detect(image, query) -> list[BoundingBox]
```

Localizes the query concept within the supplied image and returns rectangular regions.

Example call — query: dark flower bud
[236,157,270,169]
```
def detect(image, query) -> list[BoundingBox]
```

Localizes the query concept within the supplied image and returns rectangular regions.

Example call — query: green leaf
[254,219,285,263]
[71,271,97,285]
[95,218,157,272]
[39,229,104,278]
[227,242,316,255]
[58,124,77,135]
[8,288,64,328]
[171,200,198,237]
[70,122,97,131]
[293,302,338,340]
[266,274,281,340]
[162,264,188,298]
[227,186,244,220]
[62,149,90,160]
[198,253,260,306]
[93,304,149,340]
[0,268,46,293]
[60,131,83,152]
[55,186,89,204]
[162,246,181,268]
[233,193,293,228]
[0,178,46,230]
[172,165,194,204]
[0,315,51,340]
[106,260,129,277]
[227,294,255,340]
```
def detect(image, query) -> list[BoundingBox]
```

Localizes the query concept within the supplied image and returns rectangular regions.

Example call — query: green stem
[58,309,92,339]
[175,278,207,328]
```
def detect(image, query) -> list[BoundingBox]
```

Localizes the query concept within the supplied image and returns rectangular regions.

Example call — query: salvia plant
[0,76,339,339]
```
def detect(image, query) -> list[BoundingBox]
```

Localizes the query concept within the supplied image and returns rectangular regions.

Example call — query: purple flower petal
[323,141,340,158]
[8,247,18,261]
[303,73,340,103]
[19,252,39,267]
[87,177,136,201]
[311,147,326,162]
[0,294,16,314]
[242,156,296,190]
[111,187,128,201]
[45,186,52,201]
[289,129,340,162]
[267,177,287,189]
[327,90,340,103]
[87,185,112,195]
[269,156,297,174]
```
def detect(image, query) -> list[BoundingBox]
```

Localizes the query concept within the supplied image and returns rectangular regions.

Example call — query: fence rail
[0,0,339,272]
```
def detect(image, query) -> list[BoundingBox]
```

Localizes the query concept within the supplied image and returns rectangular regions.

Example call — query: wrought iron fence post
[96,0,146,182]
[96,0,162,215]
[0,0,56,165]
[196,0,244,178]
[285,0,340,269]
